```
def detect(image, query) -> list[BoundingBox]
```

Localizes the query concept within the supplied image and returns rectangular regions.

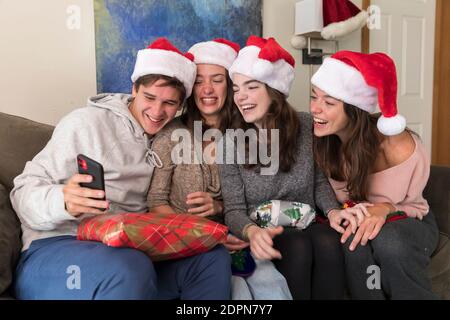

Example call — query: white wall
[262,0,363,111]
[0,0,96,125]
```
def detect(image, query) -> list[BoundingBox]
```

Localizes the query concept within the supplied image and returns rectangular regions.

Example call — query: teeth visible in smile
[201,98,217,103]
[241,104,256,111]
[146,114,163,123]
[314,117,328,124]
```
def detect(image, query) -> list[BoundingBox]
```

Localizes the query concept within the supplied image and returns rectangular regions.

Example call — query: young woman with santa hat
[310,50,439,299]
[218,36,362,300]
[148,38,239,223]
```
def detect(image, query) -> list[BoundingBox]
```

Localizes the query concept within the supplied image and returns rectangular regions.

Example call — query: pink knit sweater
[329,134,430,220]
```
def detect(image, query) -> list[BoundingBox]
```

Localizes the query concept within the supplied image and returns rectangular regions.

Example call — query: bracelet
[385,211,408,223]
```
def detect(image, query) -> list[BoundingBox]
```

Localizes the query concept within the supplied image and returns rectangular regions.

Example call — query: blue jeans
[231,258,293,300]
[13,236,231,300]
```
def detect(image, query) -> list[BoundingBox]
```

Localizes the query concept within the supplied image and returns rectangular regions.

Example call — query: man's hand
[186,192,223,217]
[246,225,283,260]
[63,174,109,217]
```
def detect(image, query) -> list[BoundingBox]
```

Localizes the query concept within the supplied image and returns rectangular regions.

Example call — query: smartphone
[76,154,106,204]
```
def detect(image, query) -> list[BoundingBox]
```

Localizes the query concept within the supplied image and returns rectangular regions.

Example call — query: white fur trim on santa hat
[311,57,378,112]
[321,10,369,40]
[252,59,274,79]
[188,41,237,70]
[377,114,406,136]
[229,46,295,96]
[131,48,197,97]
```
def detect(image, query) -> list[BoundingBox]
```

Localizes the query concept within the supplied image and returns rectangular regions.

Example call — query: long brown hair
[237,85,300,172]
[314,103,381,201]
[180,70,237,134]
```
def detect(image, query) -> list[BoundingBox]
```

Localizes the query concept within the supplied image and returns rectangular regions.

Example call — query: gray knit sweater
[218,112,340,240]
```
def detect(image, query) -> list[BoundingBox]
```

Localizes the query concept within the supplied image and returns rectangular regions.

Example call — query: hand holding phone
[62,154,108,217]
[77,154,105,199]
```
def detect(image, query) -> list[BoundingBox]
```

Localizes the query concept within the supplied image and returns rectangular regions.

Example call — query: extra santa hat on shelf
[311,50,406,136]
[321,0,368,40]
[131,38,197,97]
[188,38,240,70]
[229,35,296,97]
[292,0,368,48]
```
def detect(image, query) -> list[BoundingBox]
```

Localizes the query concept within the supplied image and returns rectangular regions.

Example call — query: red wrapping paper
[77,212,228,261]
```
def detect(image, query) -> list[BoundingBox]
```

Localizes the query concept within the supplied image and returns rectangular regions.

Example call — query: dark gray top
[218,112,340,240]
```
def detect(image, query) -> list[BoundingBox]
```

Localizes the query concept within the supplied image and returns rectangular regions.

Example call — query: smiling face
[232,73,272,128]
[193,64,228,125]
[310,86,350,140]
[129,79,182,136]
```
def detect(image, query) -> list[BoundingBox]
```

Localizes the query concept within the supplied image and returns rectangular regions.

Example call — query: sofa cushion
[0,112,53,191]
[424,165,450,237]
[0,183,21,295]
[428,234,450,299]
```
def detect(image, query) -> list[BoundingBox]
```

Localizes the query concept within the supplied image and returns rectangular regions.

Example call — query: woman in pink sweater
[310,51,439,299]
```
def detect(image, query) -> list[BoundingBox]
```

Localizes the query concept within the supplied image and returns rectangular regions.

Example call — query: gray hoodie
[10,93,159,251]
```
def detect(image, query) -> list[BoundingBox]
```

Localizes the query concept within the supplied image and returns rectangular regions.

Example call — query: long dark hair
[236,85,300,172]
[314,103,382,201]
[180,70,237,134]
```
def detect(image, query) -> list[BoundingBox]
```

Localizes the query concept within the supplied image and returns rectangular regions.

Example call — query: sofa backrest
[0,183,21,295]
[0,112,54,191]
[424,165,450,237]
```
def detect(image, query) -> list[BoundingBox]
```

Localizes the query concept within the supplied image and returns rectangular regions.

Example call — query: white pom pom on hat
[377,114,407,136]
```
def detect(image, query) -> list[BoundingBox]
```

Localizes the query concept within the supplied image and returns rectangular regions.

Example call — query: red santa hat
[321,0,368,40]
[292,0,368,48]
[229,35,296,97]
[131,38,197,97]
[188,38,240,70]
[311,50,406,136]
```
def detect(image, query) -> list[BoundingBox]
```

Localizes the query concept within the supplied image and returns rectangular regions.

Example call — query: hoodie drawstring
[146,149,163,168]
[144,135,163,168]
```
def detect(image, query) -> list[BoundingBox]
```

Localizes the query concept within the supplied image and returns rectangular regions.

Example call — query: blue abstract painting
[94,0,262,93]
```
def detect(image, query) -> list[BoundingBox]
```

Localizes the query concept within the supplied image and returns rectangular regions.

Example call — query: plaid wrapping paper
[77,212,228,261]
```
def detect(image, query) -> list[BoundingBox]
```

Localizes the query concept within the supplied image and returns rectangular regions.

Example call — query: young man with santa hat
[10,38,231,300]
[311,50,439,299]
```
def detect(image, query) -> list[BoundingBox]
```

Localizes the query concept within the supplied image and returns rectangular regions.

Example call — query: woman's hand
[186,192,223,217]
[341,203,392,251]
[327,208,359,234]
[224,234,250,252]
[328,203,374,234]
[63,174,109,217]
[246,225,283,260]
[345,203,373,226]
